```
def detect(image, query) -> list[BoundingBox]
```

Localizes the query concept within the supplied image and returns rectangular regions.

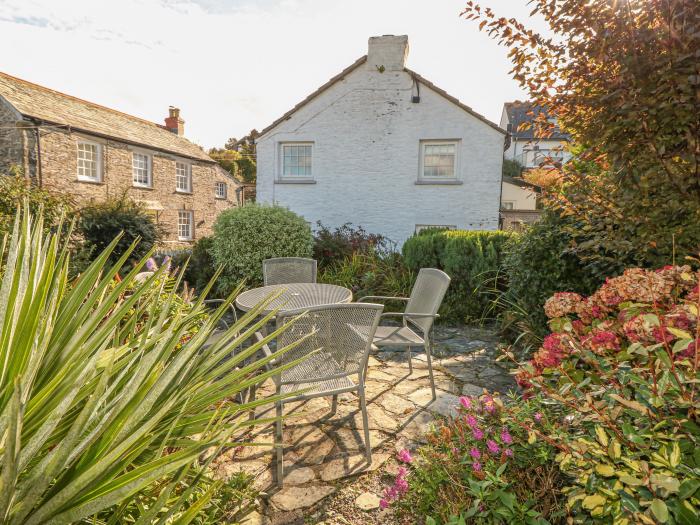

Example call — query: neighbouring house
[0,71,242,246]
[500,101,571,170]
[255,35,505,245]
[500,175,541,231]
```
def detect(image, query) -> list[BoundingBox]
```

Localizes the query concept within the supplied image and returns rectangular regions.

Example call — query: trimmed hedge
[402,229,515,322]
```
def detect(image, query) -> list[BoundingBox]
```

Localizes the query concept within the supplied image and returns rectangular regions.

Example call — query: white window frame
[502,201,515,210]
[76,139,102,182]
[419,140,460,181]
[177,210,194,241]
[279,142,314,180]
[175,161,192,193]
[214,181,227,199]
[132,151,152,188]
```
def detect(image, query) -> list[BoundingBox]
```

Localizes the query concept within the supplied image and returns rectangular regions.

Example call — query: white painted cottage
[256,35,506,245]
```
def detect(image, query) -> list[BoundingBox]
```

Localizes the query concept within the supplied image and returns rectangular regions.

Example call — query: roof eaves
[406,68,506,135]
[257,55,369,139]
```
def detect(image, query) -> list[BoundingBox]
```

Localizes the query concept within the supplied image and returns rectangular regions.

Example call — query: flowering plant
[512,265,700,524]
[395,394,564,524]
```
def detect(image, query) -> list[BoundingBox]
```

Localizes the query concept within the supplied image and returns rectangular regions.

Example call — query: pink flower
[395,477,409,494]
[469,447,481,459]
[379,499,389,509]
[397,449,413,464]
[465,414,478,428]
[459,396,472,409]
[396,467,408,477]
[534,412,543,423]
[504,448,514,457]
[472,427,484,440]
[482,395,496,413]
[472,461,482,472]
[487,440,500,454]
[500,430,513,444]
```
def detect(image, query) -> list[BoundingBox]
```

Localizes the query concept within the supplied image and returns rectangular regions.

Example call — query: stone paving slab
[210,324,515,523]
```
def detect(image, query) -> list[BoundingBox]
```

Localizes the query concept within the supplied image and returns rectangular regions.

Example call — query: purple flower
[379,499,389,509]
[482,395,496,413]
[472,427,484,440]
[397,449,413,464]
[459,396,472,409]
[487,439,500,454]
[465,414,478,428]
[396,467,408,477]
[504,448,514,457]
[534,412,543,423]
[145,258,158,271]
[472,461,482,472]
[470,447,481,459]
[395,477,409,494]
[500,430,513,444]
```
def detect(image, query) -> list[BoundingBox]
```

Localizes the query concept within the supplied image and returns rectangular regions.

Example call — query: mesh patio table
[235,283,353,315]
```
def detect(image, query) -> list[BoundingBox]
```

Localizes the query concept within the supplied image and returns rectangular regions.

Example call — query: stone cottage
[255,35,506,245]
[0,71,241,246]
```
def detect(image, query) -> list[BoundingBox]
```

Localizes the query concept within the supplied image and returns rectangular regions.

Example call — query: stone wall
[0,113,238,246]
[500,209,542,231]
[0,96,33,176]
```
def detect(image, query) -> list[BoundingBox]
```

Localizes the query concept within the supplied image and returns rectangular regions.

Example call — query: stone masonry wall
[0,96,31,175]
[34,128,237,246]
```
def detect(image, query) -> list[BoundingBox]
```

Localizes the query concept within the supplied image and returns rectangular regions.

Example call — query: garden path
[212,325,516,525]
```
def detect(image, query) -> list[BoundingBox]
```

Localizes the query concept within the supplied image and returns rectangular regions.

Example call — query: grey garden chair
[263,257,317,285]
[359,268,451,400]
[255,303,383,487]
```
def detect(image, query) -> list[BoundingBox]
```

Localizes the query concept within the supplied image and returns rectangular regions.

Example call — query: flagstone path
[212,324,516,525]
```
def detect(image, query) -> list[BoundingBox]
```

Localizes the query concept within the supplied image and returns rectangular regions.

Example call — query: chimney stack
[165,106,185,136]
[367,35,409,72]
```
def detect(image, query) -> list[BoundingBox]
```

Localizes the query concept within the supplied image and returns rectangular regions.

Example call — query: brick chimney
[367,35,409,72]
[164,106,185,136]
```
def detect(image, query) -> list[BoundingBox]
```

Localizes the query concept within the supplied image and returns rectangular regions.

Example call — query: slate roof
[503,101,570,140]
[0,71,213,162]
[258,56,505,138]
[502,175,540,190]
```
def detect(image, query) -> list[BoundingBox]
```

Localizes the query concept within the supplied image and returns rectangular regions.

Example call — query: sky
[0,0,548,149]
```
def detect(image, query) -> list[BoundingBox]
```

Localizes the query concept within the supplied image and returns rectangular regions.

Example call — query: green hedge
[402,229,515,322]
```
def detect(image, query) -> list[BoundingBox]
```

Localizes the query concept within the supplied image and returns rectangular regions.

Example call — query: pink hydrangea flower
[487,439,500,454]
[470,447,481,459]
[397,449,413,464]
[459,396,472,409]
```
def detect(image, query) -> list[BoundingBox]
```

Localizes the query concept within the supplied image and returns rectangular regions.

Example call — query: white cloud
[0,0,546,148]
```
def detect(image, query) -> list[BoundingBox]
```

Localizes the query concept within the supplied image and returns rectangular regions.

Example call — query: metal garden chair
[255,303,383,486]
[263,257,317,285]
[359,268,451,400]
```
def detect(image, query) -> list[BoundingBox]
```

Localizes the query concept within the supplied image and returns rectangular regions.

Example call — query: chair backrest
[263,257,317,286]
[275,303,383,383]
[405,268,451,334]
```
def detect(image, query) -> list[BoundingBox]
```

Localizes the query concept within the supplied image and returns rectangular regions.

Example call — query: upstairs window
[420,141,458,179]
[178,210,193,241]
[281,143,313,178]
[77,141,101,182]
[215,181,227,199]
[132,152,152,187]
[175,161,191,192]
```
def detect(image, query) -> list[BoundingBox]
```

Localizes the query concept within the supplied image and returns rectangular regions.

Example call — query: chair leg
[406,346,413,374]
[247,383,257,421]
[425,340,436,401]
[275,399,284,487]
[330,394,338,415]
[358,385,372,464]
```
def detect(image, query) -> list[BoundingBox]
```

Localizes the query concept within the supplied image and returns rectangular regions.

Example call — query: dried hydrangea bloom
[544,292,584,318]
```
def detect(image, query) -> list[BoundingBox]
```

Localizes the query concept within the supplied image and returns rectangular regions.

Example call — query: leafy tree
[464,0,700,272]
[218,129,258,184]
[502,158,523,178]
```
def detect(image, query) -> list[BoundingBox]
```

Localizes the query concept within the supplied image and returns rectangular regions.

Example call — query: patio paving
[212,324,516,524]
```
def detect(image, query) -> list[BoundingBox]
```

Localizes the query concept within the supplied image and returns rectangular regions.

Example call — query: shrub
[170,236,218,294]
[313,222,392,268]
[513,265,700,524]
[403,229,514,322]
[211,204,313,291]
[393,393,565,524]
[499,212,602,347]
[76,196,161,271]
[318,252,414,311]
[0,204,291,523]
[0,171,72,235]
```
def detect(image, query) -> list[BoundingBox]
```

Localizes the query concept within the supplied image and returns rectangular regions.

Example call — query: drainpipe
[34,126,42,186]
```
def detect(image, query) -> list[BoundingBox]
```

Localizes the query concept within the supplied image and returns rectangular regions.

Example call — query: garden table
[235,282,353,315]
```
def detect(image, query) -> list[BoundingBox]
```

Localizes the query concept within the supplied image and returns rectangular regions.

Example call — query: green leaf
[582,494,606,510]
[678,479,700,500]
[650,499,669,523]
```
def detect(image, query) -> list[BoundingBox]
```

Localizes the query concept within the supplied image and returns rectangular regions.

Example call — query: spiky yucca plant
[0,206,303,524]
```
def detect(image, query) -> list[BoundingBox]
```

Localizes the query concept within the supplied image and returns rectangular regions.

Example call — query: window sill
[215,196,228,200]
[415,179,463,185]
[133,184,154,190]
[178,238,193,242]
[77,178,104,185]
[275,179,316,185]
[175,190,193,195]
